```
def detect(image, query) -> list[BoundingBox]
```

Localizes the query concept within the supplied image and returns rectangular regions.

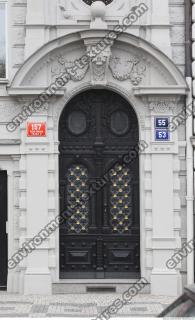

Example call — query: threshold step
[52,282,150,294]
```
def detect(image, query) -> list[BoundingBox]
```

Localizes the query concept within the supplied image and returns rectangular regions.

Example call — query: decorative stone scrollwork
[148,97,182,114]
[52,49,147,86]
[109,55,146,86]
[149,101,170,113]
[51,59,89,82]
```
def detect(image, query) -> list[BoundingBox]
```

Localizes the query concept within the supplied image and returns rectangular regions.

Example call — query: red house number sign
[27,122,46,137]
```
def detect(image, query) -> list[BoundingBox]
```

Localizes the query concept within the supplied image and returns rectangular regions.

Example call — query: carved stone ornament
[90,1,107,29]
[58,0,72,20]
[109,55,146,86]
[51,58,89,82]
[148,97,182,114]
[87,45,111,85]
[51,46,146,86]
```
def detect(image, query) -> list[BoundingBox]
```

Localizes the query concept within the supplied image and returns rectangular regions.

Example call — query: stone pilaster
[19,103,52,295]
[146,97,182,296]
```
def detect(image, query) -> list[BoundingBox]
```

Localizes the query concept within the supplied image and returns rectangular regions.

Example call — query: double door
[59,90,140,279]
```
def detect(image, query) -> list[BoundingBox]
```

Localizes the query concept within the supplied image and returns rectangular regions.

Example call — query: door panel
[59,90,140,279]
[0,171,8,289]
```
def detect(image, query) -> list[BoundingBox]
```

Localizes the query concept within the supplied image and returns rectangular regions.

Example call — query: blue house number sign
[155,117,170,141]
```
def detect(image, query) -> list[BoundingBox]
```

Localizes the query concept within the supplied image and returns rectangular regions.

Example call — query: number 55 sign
[154,117,170,141]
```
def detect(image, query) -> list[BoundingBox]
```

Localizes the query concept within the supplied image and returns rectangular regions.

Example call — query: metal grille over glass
[66,164,89,234]
[110,164,132,234]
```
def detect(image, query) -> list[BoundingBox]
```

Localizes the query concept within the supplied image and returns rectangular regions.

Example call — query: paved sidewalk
[0,292,176,317]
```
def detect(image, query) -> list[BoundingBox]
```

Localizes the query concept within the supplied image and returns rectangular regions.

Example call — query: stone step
[52,281,150,294]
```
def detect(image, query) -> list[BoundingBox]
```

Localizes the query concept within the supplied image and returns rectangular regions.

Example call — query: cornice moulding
[7,87,65,96]
[133,86,188,96]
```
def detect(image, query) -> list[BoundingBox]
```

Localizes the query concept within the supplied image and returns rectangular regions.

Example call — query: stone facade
[0,0,191,296]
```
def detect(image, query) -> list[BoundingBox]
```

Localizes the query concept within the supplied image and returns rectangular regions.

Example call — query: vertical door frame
[0,160,15,293]
[0,170,8,289]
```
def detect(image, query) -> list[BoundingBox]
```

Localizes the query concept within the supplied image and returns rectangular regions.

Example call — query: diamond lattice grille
[67,165,89,233]
[110,164,132,234]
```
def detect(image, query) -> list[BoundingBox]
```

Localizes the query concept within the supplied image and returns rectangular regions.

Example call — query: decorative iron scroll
[110,164,132,234]
[66,164,89,233]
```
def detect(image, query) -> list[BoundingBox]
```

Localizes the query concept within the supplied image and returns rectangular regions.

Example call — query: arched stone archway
[7,30,188,295]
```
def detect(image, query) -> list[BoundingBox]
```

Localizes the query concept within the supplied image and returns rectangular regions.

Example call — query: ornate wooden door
[59,90,140,279]
[0,171,7,290]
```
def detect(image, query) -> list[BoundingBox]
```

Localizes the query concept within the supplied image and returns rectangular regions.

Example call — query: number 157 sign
[27,122,46,137]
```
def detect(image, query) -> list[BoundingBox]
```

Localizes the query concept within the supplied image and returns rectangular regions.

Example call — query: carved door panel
[59,90,140,279]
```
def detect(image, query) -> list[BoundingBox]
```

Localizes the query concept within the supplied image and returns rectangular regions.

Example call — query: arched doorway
[59,89,140,279]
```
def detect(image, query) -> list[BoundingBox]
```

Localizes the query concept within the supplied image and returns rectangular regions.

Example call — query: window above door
[82,0,113,6]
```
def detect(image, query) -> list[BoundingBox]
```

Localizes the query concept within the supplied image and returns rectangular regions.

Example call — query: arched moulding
[8,29,188,97]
